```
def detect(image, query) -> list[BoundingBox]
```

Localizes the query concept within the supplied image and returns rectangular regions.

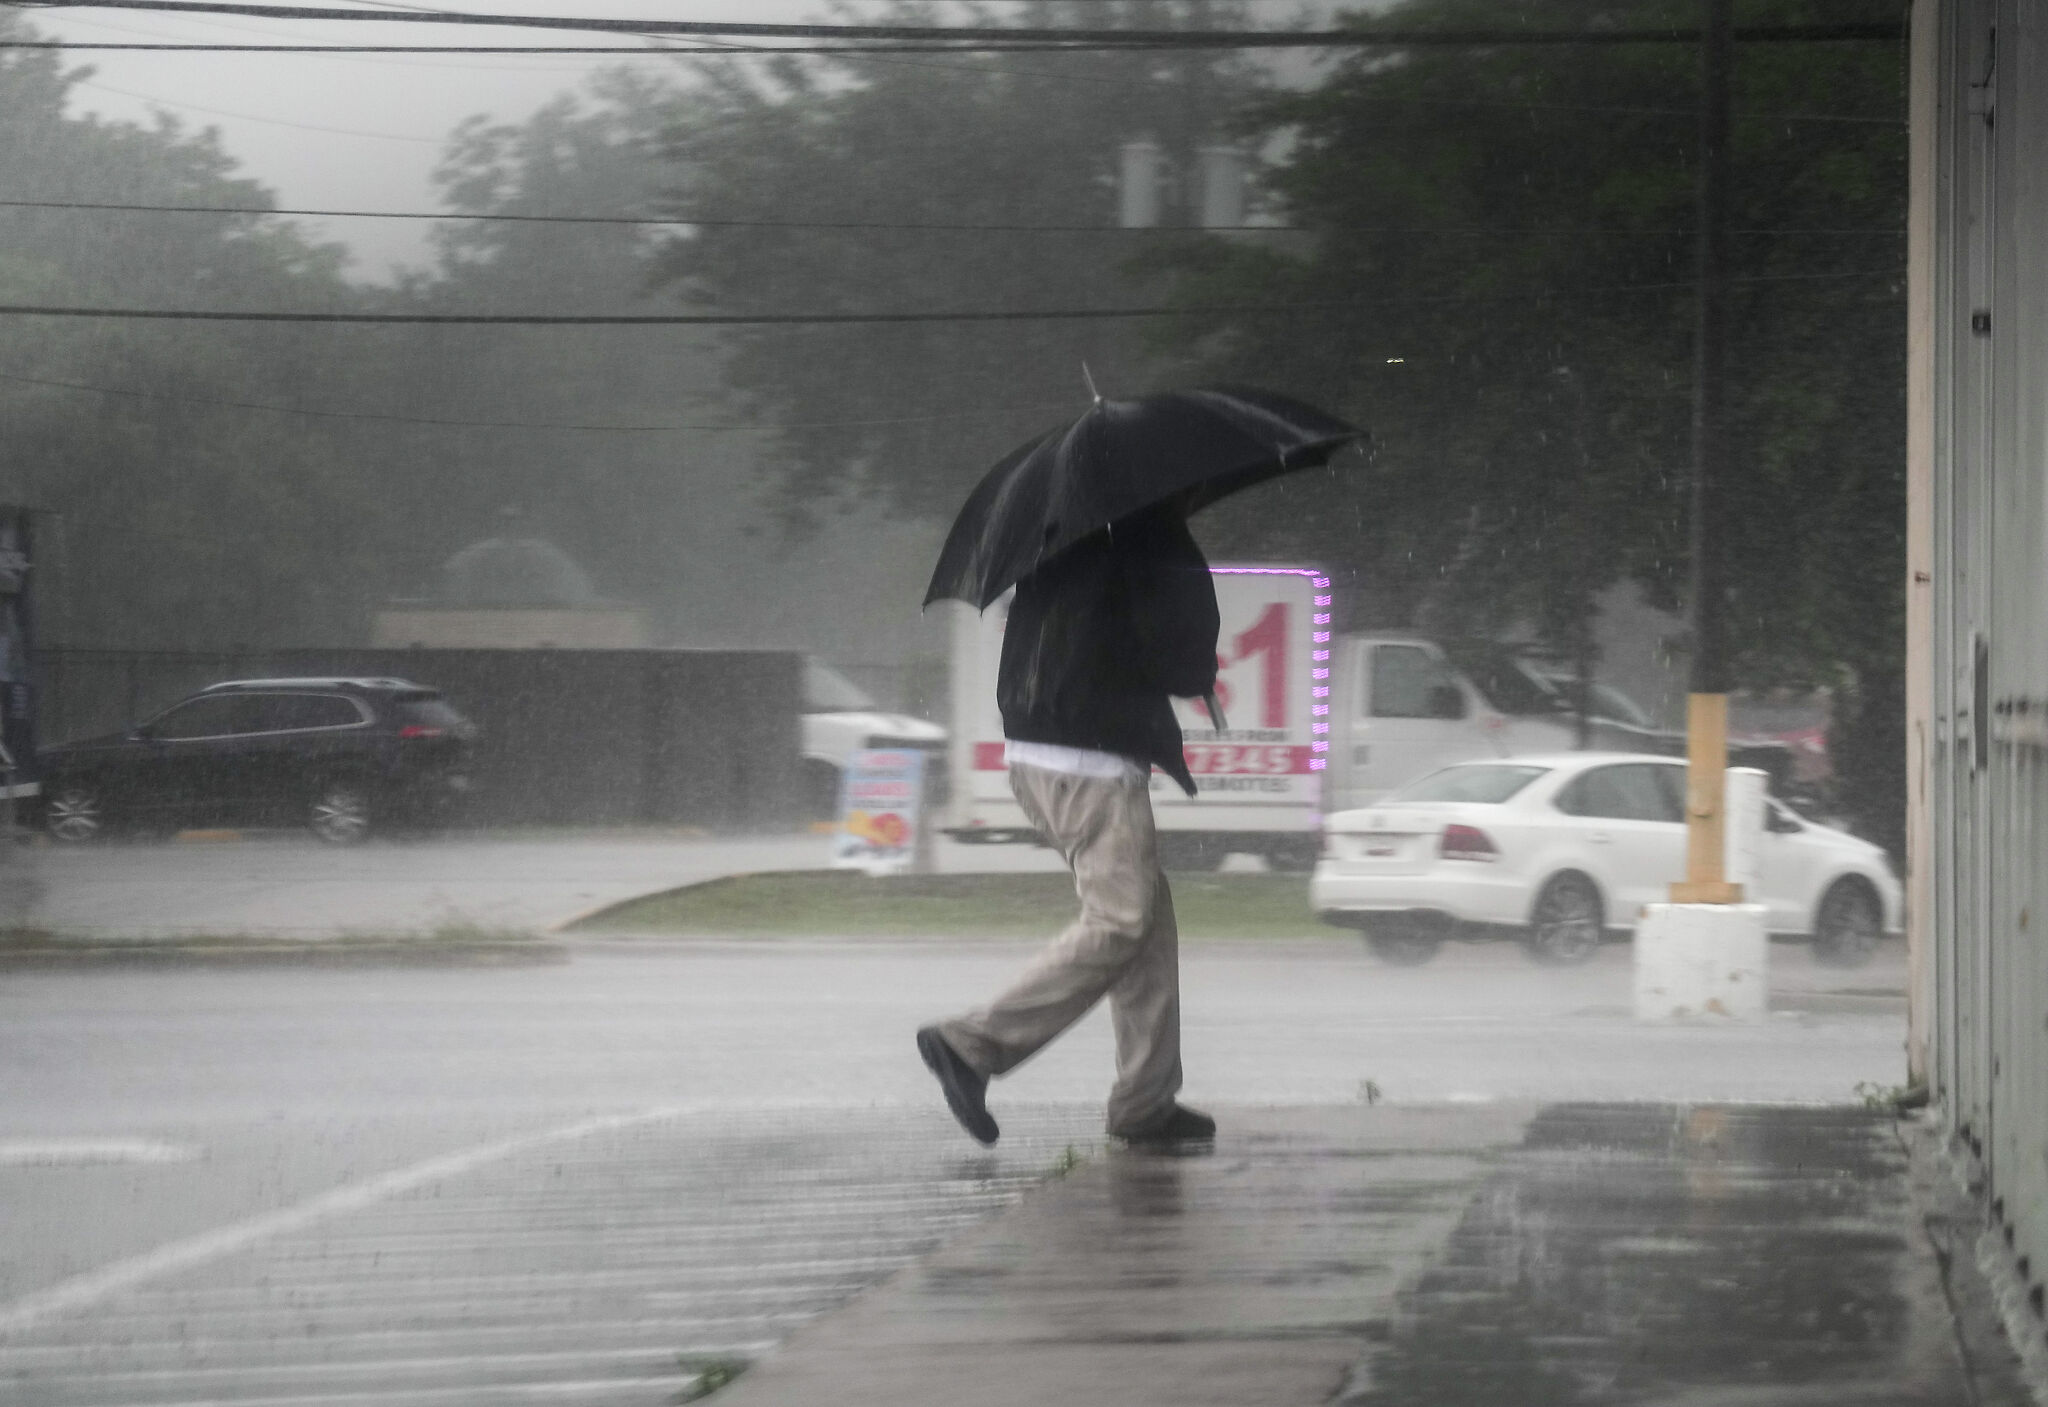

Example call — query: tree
[1149,0,1906,843]
[0,10,402,651]
[645,1,1267,528]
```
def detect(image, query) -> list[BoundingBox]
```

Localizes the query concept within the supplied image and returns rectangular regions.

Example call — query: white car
[1311,753,1901,967]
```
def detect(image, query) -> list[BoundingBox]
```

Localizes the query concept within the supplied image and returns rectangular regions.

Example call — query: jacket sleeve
[1118,513,1219,700]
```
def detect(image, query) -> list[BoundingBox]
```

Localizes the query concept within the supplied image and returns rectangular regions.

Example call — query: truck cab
[1322,635,1583,811]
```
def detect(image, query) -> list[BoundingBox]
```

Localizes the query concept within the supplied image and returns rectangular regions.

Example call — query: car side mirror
[1766,806,1803,835]
[129,726,154,742]
[1427,685,1467,720]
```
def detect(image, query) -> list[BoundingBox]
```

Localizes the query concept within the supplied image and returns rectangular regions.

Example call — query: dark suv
[38,678,477,844]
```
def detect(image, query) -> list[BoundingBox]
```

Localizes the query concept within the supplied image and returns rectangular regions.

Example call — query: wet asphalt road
[0,941,1909,1405]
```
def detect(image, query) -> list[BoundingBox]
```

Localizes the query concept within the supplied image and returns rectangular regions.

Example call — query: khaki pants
[937,762,1182,1134]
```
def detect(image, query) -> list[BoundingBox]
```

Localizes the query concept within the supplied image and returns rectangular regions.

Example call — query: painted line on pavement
[0,1138,201,1166]
[0,1320,799,1365]
[0,1103,732,1336]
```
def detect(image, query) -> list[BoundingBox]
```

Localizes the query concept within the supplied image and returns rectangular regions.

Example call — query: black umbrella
[923,385,1364,611]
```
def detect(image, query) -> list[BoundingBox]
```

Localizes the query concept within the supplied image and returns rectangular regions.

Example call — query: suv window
[149,695,258,740]
[1555,763,1684,823]
[251,693,365,732]
[1369,645,1467,720]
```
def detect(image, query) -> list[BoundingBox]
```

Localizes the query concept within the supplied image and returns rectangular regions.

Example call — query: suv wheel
[1811,879,1881,968]
[1527,873,1604,965]
[46,784,106,843]
[309,781,372,845]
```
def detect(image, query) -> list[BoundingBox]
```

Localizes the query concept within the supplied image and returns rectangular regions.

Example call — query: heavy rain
[1,2,2042,1405]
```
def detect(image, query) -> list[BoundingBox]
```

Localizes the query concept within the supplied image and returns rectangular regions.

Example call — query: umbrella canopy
[924,386,1364,609]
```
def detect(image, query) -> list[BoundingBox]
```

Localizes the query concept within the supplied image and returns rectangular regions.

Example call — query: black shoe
[1114,1104,1216,1145]
[917,1027,999,1146]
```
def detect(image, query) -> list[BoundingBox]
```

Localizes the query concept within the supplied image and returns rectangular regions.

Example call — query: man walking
[918,500,1219,1147]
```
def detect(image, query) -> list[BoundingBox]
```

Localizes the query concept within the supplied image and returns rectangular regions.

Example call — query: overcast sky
[32,1,1336,282]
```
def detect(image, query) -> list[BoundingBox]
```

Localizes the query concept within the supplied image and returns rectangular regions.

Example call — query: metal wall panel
[1923,0,2048,1333]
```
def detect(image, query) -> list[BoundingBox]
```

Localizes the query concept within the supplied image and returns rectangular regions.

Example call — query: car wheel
[1157,834,1227,872]
[308,781,373,845]
[1527,873,1604,966]
[45,783,106,843]
[1811,878,1882,968]
[1362,921,1443,966]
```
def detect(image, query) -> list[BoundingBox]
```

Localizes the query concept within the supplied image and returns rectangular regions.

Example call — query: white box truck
[944,566,1332,870]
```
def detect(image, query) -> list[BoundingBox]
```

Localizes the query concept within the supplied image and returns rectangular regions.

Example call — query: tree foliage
[1152,0,1906,839]
[0,10,376,649]
[646,1,1265,527]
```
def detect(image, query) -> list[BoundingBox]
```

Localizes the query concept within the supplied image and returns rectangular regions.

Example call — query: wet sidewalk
[719,1103,2038,1407]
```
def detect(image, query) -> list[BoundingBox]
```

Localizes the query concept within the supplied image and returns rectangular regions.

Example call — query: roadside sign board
[833,748,926,875]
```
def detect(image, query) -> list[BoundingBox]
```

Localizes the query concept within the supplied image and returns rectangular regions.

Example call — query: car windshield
[804,661,877,712]
[1388,764,1550,805]
[1534,675,1656,729]
[1439,642,1565,716]
[1588,684,1654,729]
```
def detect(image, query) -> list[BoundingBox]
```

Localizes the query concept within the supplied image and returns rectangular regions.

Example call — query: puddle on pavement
[1336,1105,1926,1405]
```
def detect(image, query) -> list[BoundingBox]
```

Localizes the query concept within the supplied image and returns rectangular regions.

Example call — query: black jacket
[997,507,1219,797]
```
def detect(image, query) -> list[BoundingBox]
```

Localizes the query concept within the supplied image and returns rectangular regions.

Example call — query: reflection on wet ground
[1339,1105,1957,1405]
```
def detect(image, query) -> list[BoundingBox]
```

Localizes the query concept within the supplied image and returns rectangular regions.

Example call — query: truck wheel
[1363,921,1443,966]
[1264,837,1320,873]
[1157,834,1227,871]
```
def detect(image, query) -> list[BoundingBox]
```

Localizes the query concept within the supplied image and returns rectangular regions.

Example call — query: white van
[801,660,946,817]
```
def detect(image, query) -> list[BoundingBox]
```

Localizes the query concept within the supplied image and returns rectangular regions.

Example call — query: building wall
[371,608,651,650]
[1913,0,2048,1337]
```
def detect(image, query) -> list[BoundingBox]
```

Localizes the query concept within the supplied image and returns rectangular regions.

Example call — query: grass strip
[573,869,1327,939]
[0,924,564,966]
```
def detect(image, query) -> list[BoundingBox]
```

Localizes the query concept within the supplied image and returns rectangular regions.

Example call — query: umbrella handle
[1202,691,1227,734]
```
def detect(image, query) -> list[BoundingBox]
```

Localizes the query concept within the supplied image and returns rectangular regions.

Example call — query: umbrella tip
[1081,361,1103,405]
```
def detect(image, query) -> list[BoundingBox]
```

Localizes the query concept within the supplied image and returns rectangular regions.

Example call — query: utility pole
[1672,0,1742,905]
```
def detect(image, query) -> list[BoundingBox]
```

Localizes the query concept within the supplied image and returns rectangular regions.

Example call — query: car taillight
[398,725,445,740]
[1440,824,1498,862]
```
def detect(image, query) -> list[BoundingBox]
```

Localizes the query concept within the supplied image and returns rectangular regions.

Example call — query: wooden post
[1672,693,1743,904]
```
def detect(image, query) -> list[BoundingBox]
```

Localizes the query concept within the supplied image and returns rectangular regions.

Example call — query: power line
[74,78,444,141]
[7,3,1907,48]
[0,367,1076,431]
[0,198,1907,236]
[2,37,1274,54]
[0,271,1906,326]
